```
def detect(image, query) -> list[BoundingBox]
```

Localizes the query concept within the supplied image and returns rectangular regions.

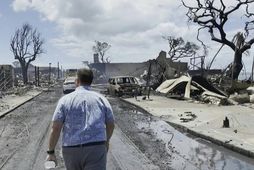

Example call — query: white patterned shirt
[52,86,114,146]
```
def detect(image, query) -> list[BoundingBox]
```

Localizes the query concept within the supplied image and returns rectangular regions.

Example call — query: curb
[0,91,43,119]
[119,98,254,158]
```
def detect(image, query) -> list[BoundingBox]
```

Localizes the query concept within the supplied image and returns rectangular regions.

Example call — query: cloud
[11,0,254,71]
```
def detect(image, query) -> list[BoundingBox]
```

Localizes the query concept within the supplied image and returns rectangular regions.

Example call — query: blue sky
[0,1,61,68]
[0,0,254,74]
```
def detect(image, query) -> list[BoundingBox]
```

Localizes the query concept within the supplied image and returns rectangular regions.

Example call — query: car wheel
[115,90,122,97]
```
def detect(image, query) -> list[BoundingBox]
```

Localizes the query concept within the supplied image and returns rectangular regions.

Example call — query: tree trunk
[231,50,243,80]
[21,63,28,84]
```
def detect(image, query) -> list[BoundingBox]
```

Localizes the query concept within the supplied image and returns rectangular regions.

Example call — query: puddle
[137,119,254,170]
[95,84,254,170]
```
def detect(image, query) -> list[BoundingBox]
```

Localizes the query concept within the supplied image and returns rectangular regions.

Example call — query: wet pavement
[0,85,123,170]
[1,84,254,170]
[108,96,254,170]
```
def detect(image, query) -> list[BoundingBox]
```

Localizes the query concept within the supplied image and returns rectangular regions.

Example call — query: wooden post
[49,63,51,85]
[34,66,37,86]
[146,60,152,99]
[57,62,60,80]
[3,70,6,90]
[37,67,40,86]
[251,55,254,84]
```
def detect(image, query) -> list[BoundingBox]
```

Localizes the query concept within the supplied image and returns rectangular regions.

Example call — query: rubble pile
[247,86,254,104]
[155,75,254,105]
[0,102,9,113]
[229,93,250,104]
[250,94,254,103]
[156,75,228,105]
[178,111,197,123]
[227,86,254,104]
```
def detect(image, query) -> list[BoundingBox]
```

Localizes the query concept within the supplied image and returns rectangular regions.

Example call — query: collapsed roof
[156,75,227,99]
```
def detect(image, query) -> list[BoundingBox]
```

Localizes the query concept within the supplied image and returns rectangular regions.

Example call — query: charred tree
[10,23,44,84]
[181,0,254,80]
[163,36,200,61]
[92,41,111,63]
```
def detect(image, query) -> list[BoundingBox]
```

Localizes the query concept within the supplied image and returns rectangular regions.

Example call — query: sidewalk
[0,89,42,118]
[124,95,254,157]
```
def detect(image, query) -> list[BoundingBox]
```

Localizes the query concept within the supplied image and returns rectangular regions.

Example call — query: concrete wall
[90,60,188,80]
[105,62,148,78]
[89,51,188,84]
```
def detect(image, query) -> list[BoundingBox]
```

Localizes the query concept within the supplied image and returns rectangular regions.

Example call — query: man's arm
[102,97,115,150]
[46,121,63,162]
[106,122,114,151]
[106,122,115,141]
[48,121,63,151]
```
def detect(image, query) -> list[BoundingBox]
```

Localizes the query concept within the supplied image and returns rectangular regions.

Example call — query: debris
[247,86,254,95]
[200,95,222,105]
[223,117,230,128]
[250,94,254,103]
[229,93,250,104]
[156,75,227,105]
[224,139,232,144]
[179,111,197,123]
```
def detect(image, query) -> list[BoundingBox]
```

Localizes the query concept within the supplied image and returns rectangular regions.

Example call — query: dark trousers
[62,145,107,170]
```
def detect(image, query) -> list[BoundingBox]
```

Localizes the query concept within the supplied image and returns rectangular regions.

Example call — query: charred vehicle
[108,76,142,97]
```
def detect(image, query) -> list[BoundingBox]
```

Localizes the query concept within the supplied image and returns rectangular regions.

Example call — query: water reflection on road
[93,85,254,170]
[137,119,254,170]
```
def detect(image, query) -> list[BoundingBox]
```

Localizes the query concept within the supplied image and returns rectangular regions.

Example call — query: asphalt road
[1,85,254,170]
[0,85,156,170]
[108,96,254,170]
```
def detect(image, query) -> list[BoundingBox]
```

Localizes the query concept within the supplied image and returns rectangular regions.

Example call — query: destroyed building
[89,51,188,84]
[156,75,228,105]
[14,64,59,84]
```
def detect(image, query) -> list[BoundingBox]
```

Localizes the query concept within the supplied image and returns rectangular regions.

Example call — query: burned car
[107,76,142,97]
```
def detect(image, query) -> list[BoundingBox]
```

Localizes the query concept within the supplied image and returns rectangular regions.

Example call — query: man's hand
[46,154,57,165]
[46,121,62,166]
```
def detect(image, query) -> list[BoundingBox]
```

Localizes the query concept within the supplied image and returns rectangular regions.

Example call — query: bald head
[77,68,93,86]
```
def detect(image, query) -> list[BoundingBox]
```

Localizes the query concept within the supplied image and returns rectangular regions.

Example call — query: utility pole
[57,62,60,80]
[146,60,152,99]
[3,70,6,90]
[251,55,254,84]
[37,66,40,86]
[34,66,37,86]
[201,56,205,77]
[49,63,52,85]
[61,65,63,78]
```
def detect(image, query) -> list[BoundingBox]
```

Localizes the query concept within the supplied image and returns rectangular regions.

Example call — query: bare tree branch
[181,0,254,79]
[92,41,111,63]
[163,36,200,61]
[10,23,44,84]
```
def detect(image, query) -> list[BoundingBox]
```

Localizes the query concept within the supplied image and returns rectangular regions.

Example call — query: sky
[0,0,254,74]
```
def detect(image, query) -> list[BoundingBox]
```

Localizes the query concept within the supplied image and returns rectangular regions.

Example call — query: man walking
[46,68,115,170]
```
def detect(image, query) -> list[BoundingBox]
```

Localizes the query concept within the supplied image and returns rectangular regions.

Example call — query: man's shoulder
[59,91,76,103]
[88,90,107,101]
